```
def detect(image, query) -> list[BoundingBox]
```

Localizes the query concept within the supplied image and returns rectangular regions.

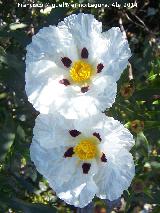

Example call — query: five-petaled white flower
[30,113,135,208]
[25,13,131,119]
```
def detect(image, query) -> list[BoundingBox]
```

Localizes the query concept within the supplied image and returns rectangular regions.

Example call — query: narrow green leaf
[136,132,149,157]
[134,88,160,100]
[0,110,15,162]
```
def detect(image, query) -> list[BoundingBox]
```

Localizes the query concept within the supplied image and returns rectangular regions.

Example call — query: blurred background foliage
[0,0,160,212]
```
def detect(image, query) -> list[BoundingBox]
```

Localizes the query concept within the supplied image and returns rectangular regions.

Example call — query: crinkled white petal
[89,75,117,111]
[25,60,66,99]
[102,116,135,151]
[58,13,102,37]
[58,179,98,208]
[33,112,134,151]
[101,27,131,81]
[58,159,98,191]
[27,79,66,115]
[27,75,117,119]
[55,95,99,120]
[33,113,75,149]
[26,25,78,66]
[58,13,105,63]
[73,113,105,137]
[30,142,78,190]
[74,114,134,151]
[27,79,109,119]
[95,148,135,201]
[51,159,98,208]
[26,72,101,119]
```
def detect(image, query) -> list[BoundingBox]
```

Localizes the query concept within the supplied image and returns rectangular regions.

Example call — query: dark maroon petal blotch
[97,63,104,73]
[69,129,81,137]
[81,48,89,59]
[61,57,72,68]
[82,163,91,174]
[64,147,74,158]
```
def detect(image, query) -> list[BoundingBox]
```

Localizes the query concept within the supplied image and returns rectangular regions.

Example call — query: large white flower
[26,13,131,119]
[30,113,135,208]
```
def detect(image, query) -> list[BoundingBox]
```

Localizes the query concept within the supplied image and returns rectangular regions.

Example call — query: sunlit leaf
[10,23,27,31]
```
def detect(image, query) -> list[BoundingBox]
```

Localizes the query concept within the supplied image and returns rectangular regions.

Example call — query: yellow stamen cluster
[74,138,99,160]
[70,60,93,83]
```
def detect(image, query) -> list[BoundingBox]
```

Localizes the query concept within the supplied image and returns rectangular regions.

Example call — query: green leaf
[9,23,27,31]
[144,121,160,129]
[150,162,160,170]
[0,109,15,162]
[136,132,149,157]
[45,7,69,26]
[0,51,25,91]
[134,88,160,100]
[12,173,37,193]
[10,198,57,213]
[0,29,31,47]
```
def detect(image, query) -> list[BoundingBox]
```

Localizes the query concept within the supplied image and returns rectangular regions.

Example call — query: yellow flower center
[70,60,93,83]
[74,138,99,160]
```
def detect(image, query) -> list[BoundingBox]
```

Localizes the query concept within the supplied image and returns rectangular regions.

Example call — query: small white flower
[30,113,135,208]
[26,13,131,119]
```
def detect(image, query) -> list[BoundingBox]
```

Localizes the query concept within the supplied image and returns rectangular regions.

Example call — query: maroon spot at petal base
[69,129,81,137]
[97,63,104,73]
[93,132,102,141]
[61,57,72,68]
[82,163,91,174]
[64,147,74,158]
[81,86,89,93]
[59,79,70,86]
[81,47,89,59]
[101,153,107,162]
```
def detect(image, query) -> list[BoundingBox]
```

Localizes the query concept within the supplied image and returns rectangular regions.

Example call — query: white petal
[55,76,117,119]
[77,114,134,151]
[102,116,135,151]
[33,113,75,149]
[53,159,97,191]
[101,27,131,81]
[55,160,98,208]
[28,77,100,119]
[89,75,117,111]
[58,13,103,63]
[58,179,97,208]
[59,95,99,119]
[25,60,66,99]
[28,78,70,115]
[73,113,105,137]
[26,25,78,66]
[95,148,135,201]
[58,13,102,35]
[74,114,134,151]
[30,142,78,190]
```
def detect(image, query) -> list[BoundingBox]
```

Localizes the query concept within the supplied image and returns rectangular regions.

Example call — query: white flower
[30,113,135,208]
[25,13,131,119]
